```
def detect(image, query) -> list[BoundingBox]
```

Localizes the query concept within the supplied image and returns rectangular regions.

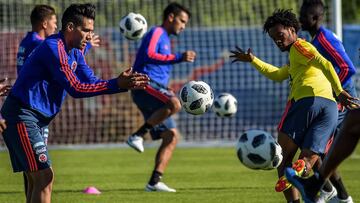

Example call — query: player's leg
[128,83,180,152]
[145,118,178,192]
[24,125,49,198]
[27,167,54,203]
[276,131,301,202]
[275,100,302,202]
[321,108,360,180]
[286,97,339,202]
[286,109,360,202]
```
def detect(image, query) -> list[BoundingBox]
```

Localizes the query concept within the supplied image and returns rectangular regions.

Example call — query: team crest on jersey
[71,61,77,71]
[38,153,48,163]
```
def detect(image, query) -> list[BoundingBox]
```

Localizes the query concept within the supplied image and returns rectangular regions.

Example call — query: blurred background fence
[0,0,359,147]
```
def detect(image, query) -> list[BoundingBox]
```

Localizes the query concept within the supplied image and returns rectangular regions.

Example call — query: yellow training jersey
[250,38,343,101]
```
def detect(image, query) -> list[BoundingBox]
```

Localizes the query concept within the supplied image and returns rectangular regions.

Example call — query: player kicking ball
[230,9,358,203]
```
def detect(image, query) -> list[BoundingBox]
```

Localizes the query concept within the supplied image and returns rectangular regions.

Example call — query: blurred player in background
[1,3,149,203]
[126,2,196,192]
[16,4,101,197]
[230,9,358,203]
[299,0,356,202]
[0,78,11,133]
[286,108,360,203]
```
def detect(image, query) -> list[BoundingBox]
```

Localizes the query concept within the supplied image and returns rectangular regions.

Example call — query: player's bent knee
[162,129,179,145]
[30,168,54,188]
[168,97,181,113]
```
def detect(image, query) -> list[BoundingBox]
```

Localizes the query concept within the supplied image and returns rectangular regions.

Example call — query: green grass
[1,146,360,203]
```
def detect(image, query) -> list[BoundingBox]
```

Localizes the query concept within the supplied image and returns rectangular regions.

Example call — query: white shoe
[126,135,144,153]
[329,196,354,203]
[145,182,176,192]
[318,185,337,202]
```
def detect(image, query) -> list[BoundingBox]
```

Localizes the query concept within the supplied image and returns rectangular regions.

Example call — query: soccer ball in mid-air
[213,93,238,117]
[179,81,214,115]
[119,12,147,40]
[236,130,283,170]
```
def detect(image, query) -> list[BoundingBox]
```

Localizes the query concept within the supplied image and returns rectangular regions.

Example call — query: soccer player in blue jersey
[126,2,196,192]
[1,3,149,203]
[299,1,356,202]
[16,4,101,197]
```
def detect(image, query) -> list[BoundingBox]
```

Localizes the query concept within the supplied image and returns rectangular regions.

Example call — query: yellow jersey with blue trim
[250,38,343,101]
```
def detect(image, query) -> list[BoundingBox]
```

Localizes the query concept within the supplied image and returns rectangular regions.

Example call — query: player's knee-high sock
[134,122,152,137]
[148,170,163,186]
[330,176,349,200]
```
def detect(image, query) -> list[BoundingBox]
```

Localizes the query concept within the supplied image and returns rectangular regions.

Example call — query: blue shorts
[278,97,338,155]
[1,96,51,172]
[131,81,176,140]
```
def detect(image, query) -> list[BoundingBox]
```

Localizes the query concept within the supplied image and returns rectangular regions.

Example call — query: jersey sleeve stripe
[17,123,38,172]
[57,40,108,93]
[147,27,176,61]
[145,84,170,103]
[293,41,314,60]
[318,33,348,82]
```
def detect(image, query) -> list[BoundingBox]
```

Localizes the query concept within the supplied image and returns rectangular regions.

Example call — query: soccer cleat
[292,159,306,176]
[275,176,292,192]
[285,167,318,203]
[275,159,307,192]
[318,185,337,203]
[145,182,176,192]
[126,134,144,153]
[330,196,354,203]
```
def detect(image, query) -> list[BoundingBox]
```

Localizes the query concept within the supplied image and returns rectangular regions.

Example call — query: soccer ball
[236,130,283,170]
[213,93,238,117]
[179,81,214,115]
[119,12,147,40]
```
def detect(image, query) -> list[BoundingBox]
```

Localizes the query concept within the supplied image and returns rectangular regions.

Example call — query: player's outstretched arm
[116,67,150,90]
[0,78,11,96]
[230,46,254,63]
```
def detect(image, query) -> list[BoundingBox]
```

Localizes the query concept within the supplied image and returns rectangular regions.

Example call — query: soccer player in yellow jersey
[230,9,358,203]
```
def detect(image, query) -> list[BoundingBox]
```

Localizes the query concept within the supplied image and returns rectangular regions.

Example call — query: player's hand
[230,46,254,63]
[182,50,196,62]
[0,119,6,133]
[0,78,11,96]
[337,90,360,110]
[90,34,100,47]
[117,67,150,90]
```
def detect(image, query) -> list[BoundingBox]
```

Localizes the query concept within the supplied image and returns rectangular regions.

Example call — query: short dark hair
[61,3,95,31]
[263,9,300,34]
[30,5,56,27]
[163,2,191,21]
[301,0,325,15]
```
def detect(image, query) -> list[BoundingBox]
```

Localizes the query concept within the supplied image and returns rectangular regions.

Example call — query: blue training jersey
[312,26,356,88]
[133,26,183,87]
[16,32,44,74]
[10,32,125,118]
[16,32,92,75]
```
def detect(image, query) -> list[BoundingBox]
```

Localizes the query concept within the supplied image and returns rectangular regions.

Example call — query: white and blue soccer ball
[179,81,214,115]
[213,93,238,117]
[236,129,283,170]
[119,12,147,40]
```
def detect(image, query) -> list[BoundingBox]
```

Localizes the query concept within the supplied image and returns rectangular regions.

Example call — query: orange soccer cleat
[275,159,307,192]
[275,176,292,192]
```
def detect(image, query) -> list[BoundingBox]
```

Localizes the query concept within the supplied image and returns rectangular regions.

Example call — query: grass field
[1,146,360,203]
